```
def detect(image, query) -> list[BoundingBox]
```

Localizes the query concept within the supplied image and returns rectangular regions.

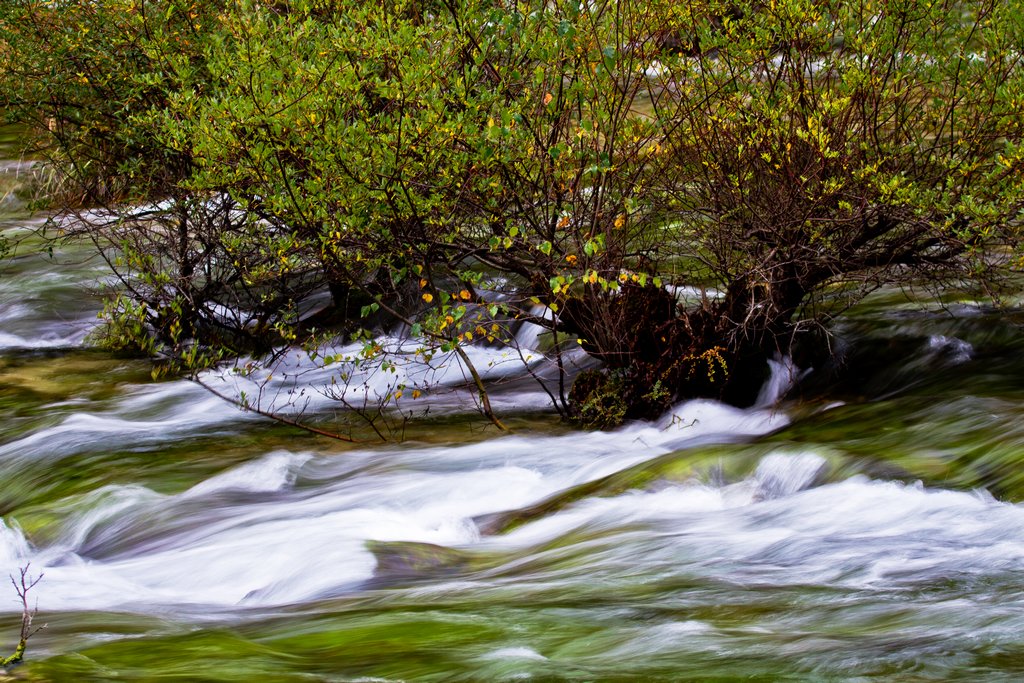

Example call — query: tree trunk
[560,264,819,422]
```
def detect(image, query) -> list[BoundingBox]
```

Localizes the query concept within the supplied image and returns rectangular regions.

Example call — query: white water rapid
[5,215,1024,680]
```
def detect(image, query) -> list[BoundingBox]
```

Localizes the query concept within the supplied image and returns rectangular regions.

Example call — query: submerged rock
[365,540,475,585]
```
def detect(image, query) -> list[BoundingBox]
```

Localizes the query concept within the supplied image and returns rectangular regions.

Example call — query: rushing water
[5,163,1024,681]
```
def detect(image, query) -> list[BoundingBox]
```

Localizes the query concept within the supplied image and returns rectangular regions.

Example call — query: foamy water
[0,397,792,614]
[5,217,1024,680]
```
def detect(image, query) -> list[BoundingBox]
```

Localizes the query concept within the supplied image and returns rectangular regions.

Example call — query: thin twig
[192,375,365,443]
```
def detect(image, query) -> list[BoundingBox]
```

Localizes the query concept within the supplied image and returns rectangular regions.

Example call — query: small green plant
[569,369,629,430]
[89,295,158,356]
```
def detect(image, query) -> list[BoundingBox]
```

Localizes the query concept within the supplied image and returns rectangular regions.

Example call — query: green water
[4,132,1024,680]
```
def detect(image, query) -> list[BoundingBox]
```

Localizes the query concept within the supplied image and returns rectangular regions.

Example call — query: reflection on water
[5,211,1024,681]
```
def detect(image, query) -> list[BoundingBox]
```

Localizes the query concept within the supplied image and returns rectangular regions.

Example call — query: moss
[1,638,26,667]
[568,369,629,430]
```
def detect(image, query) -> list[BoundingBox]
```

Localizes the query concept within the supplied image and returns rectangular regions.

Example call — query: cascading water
[753,354,807,408]
[512,303,554,352]
[6,207,1024,680]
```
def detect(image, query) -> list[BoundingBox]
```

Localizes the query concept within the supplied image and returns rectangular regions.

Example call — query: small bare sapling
[2,564,44,667]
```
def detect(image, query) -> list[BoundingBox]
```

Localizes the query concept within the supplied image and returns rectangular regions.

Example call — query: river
[3,142,1024,681]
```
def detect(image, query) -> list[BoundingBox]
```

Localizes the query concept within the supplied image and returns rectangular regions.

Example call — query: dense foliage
[2,0,1022,431]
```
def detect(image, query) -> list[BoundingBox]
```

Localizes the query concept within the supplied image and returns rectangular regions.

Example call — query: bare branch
[2,564,44,668]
